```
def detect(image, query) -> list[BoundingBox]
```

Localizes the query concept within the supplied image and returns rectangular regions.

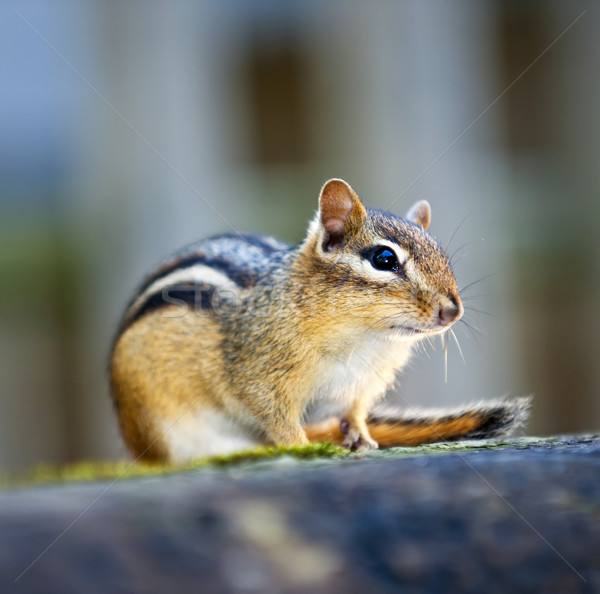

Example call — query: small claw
[350,436,363,452]
[342,426,378,452]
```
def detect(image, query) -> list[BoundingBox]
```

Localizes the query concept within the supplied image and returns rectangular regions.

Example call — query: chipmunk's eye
[370,247,399,271]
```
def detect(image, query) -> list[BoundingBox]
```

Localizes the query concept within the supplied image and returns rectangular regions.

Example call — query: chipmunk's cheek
[415,292,434,319]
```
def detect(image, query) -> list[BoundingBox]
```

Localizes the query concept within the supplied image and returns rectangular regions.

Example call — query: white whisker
[443,333,448,383]
[450,328,466,365]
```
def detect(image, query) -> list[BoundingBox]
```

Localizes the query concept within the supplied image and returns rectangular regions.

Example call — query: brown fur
[111,308,231,460]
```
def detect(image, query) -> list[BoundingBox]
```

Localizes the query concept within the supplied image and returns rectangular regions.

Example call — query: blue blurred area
[0,1,598,470]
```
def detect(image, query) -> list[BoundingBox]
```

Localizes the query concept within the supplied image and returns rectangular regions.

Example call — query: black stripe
[134,255,238,296]
[461,408,515,439]
[120,285,217,334]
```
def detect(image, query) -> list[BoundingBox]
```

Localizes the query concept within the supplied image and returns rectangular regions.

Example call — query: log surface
[2,435,599,593]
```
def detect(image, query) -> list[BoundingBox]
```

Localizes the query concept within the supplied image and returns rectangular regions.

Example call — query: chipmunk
[110,179,529,462]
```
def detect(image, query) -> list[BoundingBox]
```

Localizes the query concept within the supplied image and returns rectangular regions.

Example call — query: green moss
[198,441,349,467]
[23,460,178,485]
[0,442,349,490]
[3,436,595,491]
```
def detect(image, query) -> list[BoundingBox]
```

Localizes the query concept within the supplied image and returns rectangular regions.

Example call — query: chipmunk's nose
[438,297,463,326]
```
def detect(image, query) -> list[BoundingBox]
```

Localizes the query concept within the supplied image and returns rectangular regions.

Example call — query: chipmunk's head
[303,178,463,340]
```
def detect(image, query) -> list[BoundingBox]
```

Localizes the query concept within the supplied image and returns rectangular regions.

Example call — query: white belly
[311,336,413,409]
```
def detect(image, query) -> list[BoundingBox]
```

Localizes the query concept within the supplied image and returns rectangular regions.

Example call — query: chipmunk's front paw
[340,419,379,452]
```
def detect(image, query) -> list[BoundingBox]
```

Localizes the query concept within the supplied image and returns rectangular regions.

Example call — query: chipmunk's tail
[303,397,532,448]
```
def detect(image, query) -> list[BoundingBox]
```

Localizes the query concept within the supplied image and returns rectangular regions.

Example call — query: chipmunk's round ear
[406,200,431,230]
[319,179,366,251]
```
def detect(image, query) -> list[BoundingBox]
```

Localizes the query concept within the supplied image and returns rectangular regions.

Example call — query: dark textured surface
[2,436,599,593]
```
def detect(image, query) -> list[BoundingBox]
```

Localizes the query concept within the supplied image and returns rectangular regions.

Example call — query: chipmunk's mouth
[389,325,427,336]
[389,324,451,337]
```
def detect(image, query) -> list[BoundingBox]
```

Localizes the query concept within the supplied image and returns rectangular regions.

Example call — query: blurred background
[0,1,598,471]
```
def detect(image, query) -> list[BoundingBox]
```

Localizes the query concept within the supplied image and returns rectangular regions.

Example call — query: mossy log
[1,435,599,593]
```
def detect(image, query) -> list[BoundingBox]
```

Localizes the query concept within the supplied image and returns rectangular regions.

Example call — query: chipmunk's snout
[438,296,463,327]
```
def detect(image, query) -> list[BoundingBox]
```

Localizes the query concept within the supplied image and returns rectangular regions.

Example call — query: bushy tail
[304,397,532,448]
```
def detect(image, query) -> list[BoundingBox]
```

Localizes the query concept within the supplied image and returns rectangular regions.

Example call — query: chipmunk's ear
[319,179,366,251]
[406,200,431,230]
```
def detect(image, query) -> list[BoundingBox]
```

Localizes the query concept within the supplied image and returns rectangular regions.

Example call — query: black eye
[370,247,399,271]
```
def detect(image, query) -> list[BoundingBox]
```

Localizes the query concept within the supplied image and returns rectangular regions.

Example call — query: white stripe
[126,264,239,320]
